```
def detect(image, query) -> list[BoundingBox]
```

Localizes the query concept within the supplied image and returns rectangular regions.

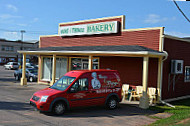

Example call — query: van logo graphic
[91,72,101,89]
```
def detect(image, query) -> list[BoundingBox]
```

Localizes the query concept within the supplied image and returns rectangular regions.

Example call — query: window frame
[71,78,89,92]
[1,45,14,51]
[70,57,99,71]
[184,66,190,82]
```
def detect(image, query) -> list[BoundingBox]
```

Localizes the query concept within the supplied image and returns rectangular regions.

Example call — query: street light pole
[20,30,26,66]
[21,30,25,42]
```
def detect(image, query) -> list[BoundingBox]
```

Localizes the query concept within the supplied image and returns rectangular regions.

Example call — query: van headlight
[40,96,49,102]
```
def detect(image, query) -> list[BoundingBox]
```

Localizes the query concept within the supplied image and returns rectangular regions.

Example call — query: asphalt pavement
[0,66,158,126]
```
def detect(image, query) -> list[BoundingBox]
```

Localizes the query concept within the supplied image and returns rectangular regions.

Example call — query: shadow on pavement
[0,78,16,82]
[45,104,158,118]
[0,101,33,111]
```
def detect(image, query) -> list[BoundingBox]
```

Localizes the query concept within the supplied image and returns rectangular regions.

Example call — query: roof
[164,35,190,43]
[0,38,39,44]
[25,45,160,52]
[18,45,167,58]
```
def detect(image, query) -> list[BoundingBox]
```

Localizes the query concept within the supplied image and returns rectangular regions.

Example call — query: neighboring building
[0,39,38,65]
[18,15,190,104]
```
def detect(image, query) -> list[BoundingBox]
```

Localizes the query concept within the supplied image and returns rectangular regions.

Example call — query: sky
[0,0,189,41]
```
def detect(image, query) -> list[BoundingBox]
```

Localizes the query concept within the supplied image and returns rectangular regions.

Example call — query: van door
[67,77,93,107]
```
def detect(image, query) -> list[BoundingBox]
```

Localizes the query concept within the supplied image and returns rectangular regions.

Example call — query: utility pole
[20,30,26,66]
[21,30,25,41]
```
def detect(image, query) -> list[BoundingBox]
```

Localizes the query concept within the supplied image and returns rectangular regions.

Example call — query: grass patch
[149,98,190,126]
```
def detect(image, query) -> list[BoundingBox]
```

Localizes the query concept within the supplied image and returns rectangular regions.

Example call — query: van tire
[52,102,66,115]
[106,97,118,110]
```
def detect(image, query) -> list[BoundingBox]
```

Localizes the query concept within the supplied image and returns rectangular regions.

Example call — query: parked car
[4,62,19,70]
[26,63,38,69]
[30,69,122,115]
[14,68,38,82]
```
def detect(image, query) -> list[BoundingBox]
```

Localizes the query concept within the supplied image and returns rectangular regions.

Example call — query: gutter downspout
[159,51,175,108]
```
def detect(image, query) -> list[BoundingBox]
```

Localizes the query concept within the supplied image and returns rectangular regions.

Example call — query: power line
[0,28,57,35]
[0,28,20,32]
[173,0,190,23]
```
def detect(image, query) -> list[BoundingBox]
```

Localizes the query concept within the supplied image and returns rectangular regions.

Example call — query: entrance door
[82,62,88,69]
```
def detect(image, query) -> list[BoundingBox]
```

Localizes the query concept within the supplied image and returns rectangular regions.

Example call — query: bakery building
[18,15,190,108]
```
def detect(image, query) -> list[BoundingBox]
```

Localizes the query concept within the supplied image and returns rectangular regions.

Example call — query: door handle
[91,91,96,93]
[85,91,90,94]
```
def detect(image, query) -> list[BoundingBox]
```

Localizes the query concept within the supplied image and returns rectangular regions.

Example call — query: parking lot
[0,66,158,126]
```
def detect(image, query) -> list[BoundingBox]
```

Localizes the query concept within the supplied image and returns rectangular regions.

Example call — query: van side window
[72,78,88,91]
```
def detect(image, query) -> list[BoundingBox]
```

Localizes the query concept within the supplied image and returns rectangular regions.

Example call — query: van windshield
[50,76,76,91]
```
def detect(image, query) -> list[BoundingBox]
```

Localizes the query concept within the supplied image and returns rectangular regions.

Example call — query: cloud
[31,17,39,23]
[0,14,22,20]
[144,14,176,24]
[17,23,28,27]
[6,4,18,12]
[165,31,190,37]
[0,31,39,41]
[144,14,169,24]
[2,31,20,40]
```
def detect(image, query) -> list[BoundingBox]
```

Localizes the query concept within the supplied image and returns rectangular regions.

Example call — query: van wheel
[53,102,66,115]
[29,77,33,82]
[106,97,118,110]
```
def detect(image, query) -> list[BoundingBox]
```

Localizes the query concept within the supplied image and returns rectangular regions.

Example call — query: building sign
[59,21,118,36]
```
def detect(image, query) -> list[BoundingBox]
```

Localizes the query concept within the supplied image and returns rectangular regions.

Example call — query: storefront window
[71,58,99,70]
[42,57,52,81]
[42,57,98,81]
[185,66,190,82]
[42,57,68,81]
[56,58,68,79]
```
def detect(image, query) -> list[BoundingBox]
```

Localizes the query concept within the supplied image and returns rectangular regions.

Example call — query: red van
[30,69,122,115]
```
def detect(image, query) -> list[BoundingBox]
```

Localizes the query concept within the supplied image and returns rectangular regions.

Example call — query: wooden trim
[68,57,72,71]
[18,51,167,58]
[159,27,164,51]
[88,55,93,70]
[51,54,56,85]
[37,56,41,83]
[122,15,125,30]
[142,56,149,93]
[139,56,150,109]
[59,15,124,26]
[38,80,50,85]
[40,34,60,38]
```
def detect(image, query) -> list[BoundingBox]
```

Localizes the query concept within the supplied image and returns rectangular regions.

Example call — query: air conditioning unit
[171,60,184,74]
